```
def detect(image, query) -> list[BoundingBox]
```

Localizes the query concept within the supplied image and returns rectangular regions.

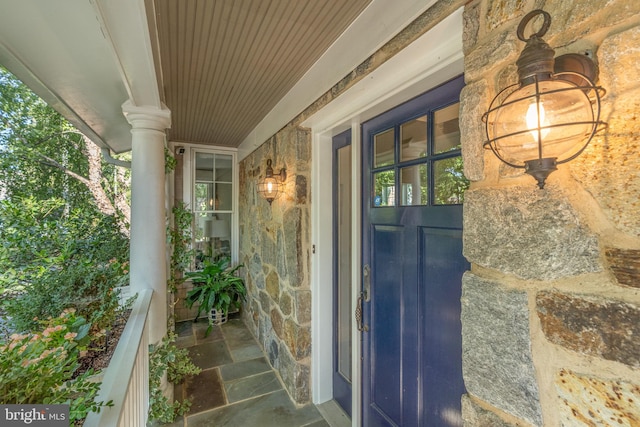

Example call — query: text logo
[1,405,68,426]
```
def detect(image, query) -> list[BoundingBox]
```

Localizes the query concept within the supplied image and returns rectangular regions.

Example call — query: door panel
[370,225,404,426]
[421,227,466,425]
[362,75,468,426]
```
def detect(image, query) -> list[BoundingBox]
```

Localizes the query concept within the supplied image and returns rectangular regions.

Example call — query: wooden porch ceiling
[148,0,373,148]
[1,0,433,154]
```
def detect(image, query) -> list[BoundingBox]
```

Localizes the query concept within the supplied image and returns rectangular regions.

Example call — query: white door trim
[308,8,464,426]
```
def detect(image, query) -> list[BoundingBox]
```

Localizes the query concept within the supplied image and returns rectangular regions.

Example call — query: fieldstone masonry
[556,370,640,426]
[461,395,519,427]
[238,125,312,404]
[233,0,640,421]
[464,187,601,281]
[461,273,542,426]
[460,0,640,425]
[606,248,640,288]
[537,291,640,368]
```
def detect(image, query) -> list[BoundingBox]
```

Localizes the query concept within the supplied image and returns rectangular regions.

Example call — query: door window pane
[434,103,461,154]
[400,164,428,206]
[373,170,395,207]
[374,129,394,167]
[433,157,469,205]
[400,116,427,162]
[369,83,466,209]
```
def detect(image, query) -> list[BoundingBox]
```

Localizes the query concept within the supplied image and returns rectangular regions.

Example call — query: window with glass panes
[193,151,234,269]
[371,102,468,207]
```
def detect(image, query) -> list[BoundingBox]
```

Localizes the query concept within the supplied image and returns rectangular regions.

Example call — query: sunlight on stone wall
[238,125,312,404]
[461,0,640,425]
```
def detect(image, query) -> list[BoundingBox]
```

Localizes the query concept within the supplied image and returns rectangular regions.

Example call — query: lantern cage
[257,159,286,204]
[482,9,607,188]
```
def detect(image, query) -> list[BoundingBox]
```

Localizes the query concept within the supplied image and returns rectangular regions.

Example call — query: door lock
[363,264,371,302]
[356,292,369,332]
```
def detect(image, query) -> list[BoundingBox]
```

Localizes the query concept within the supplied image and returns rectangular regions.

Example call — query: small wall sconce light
[257,159,287,204]
[483,9,607,189]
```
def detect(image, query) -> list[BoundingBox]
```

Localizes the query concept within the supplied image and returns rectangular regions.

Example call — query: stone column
[123,101,171,345]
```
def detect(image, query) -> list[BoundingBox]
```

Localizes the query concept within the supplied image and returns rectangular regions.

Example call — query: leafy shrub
[167,203,194,294]
[0,309,112,422]
[148,333,201,423]
[0,197,129,333]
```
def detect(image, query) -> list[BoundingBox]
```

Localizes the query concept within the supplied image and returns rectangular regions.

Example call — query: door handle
[356,292,369,332]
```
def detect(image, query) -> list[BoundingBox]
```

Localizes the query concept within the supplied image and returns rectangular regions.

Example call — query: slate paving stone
[224,370,282,403]
[219,357,271,381]
[188,341,232,370]
[193,321,225,342]
[175,334,195,349]
[229,343,264,362]
[184,369,226,415]
[221,319,256,345]
[171,316,335,426]
[304,420,331,427]
[176,320,193,337]
[186,390,325,427]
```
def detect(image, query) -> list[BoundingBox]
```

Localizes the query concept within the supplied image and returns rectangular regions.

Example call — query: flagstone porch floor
[163,315,350,427]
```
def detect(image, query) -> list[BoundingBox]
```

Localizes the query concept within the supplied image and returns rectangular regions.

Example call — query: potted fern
[185,257,246,335]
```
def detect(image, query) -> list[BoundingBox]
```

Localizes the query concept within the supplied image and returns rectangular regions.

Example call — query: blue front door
[361,75,469,426]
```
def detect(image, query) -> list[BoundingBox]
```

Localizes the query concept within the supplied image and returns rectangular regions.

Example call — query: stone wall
[235,0,640,420]
[461,0,640,425]
[238,125,312,404]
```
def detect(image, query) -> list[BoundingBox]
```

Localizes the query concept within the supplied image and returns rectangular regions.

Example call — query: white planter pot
[209,309,227,325]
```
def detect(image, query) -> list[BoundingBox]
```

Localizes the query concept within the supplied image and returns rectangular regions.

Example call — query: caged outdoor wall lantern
[483,9,607,189]
[257,159,286,204]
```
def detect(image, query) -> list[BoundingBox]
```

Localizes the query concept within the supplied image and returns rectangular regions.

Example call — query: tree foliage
[0,67,131,333]
[0,66,130,233]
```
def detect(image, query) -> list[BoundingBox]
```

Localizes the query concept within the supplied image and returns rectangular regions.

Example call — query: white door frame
[306,8,464,426]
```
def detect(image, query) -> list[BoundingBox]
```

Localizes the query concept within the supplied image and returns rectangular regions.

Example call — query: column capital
[122,100,171,131]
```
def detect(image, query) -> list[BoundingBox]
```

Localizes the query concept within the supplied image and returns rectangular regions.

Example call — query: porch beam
[123,100,171,345]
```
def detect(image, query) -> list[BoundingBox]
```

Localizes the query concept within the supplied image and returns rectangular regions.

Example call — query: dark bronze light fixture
[257,159,286,204]
[483,9,607,189]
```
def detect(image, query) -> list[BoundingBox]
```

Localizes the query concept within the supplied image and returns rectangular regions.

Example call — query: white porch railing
[84,288,153,427]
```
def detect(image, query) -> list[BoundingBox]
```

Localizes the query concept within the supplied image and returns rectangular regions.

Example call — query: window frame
[182,146,239,269]
[369,98,467,208]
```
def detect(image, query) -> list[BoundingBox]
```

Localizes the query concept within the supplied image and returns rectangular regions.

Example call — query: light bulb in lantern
[525,101,549,144]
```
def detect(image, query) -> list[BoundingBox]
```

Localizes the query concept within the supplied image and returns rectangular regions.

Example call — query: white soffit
[92,0,162,109]
[301,8,464,134]
[237,0,440,159]
[0,0,161,153]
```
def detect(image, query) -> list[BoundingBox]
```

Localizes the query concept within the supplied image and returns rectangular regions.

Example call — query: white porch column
[123,101,171,345]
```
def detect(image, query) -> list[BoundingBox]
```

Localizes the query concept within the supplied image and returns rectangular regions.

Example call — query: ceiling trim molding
[302,8,464,134]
